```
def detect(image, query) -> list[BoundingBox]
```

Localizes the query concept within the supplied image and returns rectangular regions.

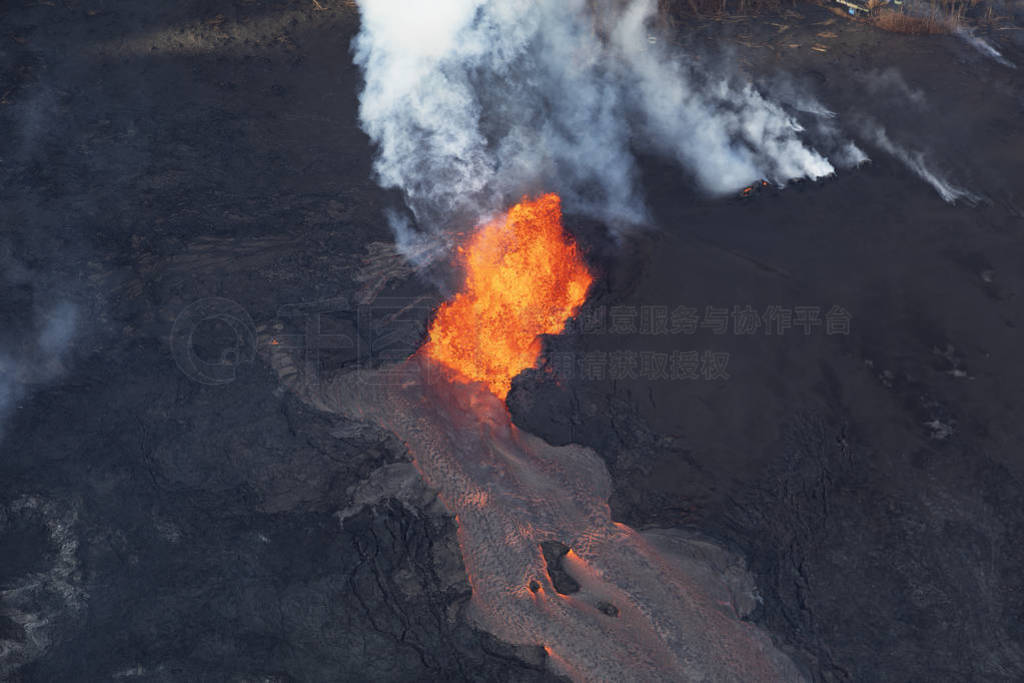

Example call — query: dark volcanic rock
[2,0,1023,681]
[539,541,580,595]
[512,10,1024,678]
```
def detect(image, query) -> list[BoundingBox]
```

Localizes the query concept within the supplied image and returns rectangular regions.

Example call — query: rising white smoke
[353,0,850,259]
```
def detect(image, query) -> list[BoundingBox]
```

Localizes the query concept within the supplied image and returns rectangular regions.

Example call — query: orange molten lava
[421,193,593,399]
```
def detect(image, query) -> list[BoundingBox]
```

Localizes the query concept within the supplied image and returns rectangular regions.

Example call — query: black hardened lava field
[2,1,1022,681]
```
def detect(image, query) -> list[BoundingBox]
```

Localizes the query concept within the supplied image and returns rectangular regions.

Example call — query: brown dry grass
[872,8,957,34]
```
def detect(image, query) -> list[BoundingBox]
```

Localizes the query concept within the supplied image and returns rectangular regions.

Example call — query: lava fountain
[271,194,804,681]
[421,193,593,399]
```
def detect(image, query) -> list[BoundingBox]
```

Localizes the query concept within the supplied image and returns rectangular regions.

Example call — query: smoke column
[353,0,853,259]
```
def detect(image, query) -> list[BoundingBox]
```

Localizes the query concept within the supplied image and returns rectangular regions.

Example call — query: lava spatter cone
[420,194,593,400]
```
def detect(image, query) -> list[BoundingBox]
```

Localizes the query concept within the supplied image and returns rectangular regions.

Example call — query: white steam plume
[353,0,848,259]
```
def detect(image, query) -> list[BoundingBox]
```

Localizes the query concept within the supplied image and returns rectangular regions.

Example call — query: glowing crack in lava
[422,193,593,399]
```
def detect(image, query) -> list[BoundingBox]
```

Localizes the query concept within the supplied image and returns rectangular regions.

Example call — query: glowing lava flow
[421,194,592,399]
[267,194,805,682]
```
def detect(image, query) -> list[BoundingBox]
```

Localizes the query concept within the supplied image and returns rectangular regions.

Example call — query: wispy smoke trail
[0,301,78,437]
[859,68,927,108]
[955,27,1015,68]
[353,0,850,259]
[867,126,978,204]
